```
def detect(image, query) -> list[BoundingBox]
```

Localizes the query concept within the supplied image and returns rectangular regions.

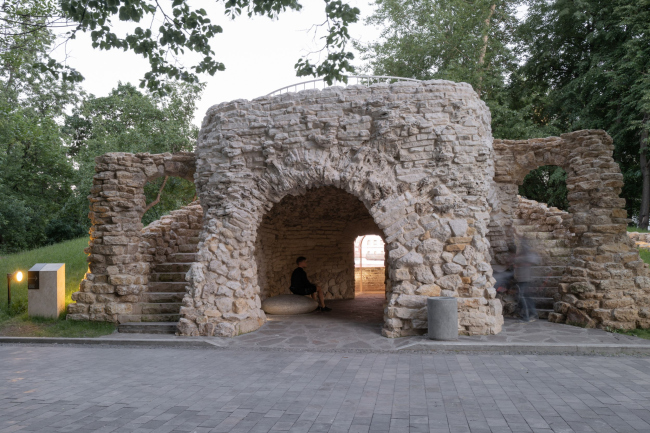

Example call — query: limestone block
[415,284,441,297]
[565,307,596,328]
[448,219,468,237]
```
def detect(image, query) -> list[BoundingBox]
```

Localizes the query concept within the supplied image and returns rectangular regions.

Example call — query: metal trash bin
[427,297,458,340]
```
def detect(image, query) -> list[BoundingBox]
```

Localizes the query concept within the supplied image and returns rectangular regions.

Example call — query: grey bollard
[427,297,458,341]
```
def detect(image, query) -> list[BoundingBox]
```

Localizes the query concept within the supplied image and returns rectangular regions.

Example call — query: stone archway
[178,81,504,337]
[490,131,650,329]
[68,152,196,322]
[255,186,382,301]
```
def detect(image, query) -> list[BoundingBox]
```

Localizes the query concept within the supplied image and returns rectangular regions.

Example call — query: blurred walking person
[515,237,541,322]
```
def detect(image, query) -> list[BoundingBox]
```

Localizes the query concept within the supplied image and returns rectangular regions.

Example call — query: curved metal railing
[266,75,423,97]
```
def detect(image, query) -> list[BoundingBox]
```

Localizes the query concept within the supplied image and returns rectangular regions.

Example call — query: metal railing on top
[266,75,423,97]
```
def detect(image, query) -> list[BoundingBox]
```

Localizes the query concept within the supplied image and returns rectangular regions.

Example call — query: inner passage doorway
[354,235,386,294]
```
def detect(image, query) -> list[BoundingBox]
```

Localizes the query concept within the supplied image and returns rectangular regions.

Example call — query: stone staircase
[117,202,203,334]
[118,254,196,334]
[512,219,572,320]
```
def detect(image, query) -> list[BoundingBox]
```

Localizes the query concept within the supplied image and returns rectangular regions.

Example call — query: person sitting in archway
[290,256,331,312]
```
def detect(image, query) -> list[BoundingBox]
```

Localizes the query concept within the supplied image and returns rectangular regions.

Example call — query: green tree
[357,0,566,207]
[0,99,78,251]
[63,82,201,229]
[517,0,650,226]
[356,0,557,140]
[2,0,360,92]
[0,0,81,252]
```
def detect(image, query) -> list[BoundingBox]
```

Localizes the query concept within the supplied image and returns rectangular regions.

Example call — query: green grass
[0,312,115,337]
[0,237,89,310]
[0,238,115,337]
[616,328,650,340]
[638,249,650,265]
[627,226,650,233]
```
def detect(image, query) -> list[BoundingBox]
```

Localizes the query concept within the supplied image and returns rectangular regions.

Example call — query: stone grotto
[67,79,650,337]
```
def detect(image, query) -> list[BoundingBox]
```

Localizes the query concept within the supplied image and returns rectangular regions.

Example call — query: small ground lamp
[6,270,23,306]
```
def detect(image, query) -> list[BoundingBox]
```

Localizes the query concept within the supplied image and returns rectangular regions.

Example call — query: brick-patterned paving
[2,345,650,433]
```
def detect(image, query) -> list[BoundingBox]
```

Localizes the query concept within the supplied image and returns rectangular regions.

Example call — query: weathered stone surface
[490,131,650,330]
[261,294,319,315]
[566,306,596,328]
[66,80,650,337]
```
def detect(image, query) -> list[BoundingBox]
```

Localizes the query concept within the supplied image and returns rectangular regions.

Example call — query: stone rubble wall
[355,267,387,293]
[141,201,203,267]
[491,131,650,330]
[67,82,650,336]
[628,232,650,249]
[183,80,503,338]
[496,197,573,316]
[67,152,196,322]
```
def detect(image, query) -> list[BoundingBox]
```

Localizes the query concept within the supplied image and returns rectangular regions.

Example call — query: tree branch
[477,3,496,97]
[143,176,168,214]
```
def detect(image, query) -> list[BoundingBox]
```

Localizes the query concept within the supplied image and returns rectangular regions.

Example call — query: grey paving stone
[1,346,650,433]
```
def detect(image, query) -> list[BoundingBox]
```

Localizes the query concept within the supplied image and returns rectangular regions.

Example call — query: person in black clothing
[290,256,331,312]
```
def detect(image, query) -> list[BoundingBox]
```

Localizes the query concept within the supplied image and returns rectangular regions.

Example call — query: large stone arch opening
[255,186,383,301]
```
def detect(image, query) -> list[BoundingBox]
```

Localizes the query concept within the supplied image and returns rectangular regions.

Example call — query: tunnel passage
[255,186,383,300]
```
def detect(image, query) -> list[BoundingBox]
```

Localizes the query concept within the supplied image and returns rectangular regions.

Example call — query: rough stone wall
[181,80,503,338]
[67,152,196,322]
[497,197,573,316]
[256,187,379,300]
[491,131,650,330]
[355,267,386,293]
[141,201,203,267]
[628,232,650,249]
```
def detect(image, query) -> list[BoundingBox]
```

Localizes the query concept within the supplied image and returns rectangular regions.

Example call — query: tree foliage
[62,81,201,230]
[0,1,82,252]
[2,0,361,93]
[356,0,558,140]
[517,0,650,225]
[360,0,649,221]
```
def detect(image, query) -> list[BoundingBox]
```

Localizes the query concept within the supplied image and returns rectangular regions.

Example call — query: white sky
[51,1,380,126]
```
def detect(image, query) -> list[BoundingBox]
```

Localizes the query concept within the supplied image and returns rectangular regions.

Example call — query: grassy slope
[0,238,114,337]
[0,237,88,310]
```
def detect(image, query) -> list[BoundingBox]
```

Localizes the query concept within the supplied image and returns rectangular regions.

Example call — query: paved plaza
[105,294,650,353]
[2,343,650,433]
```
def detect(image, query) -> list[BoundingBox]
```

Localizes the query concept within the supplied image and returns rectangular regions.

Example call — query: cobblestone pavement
[1,344,650,433]
[104,294,650,352]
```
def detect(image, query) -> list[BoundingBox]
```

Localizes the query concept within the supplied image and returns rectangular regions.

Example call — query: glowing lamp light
[6,270,24,306]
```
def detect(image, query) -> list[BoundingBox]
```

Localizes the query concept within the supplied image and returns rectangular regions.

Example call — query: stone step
[525,286,559,298]
[141,313,181,322]
[538,309,552,320]
[530,297,554,310]
[141,303,183,314]
[118,322,177,334]
[541,257,571,266]
[524,276,562,285]
[167,253,197,263]
[147,282,188,293]
[178,244,199,253]
[153,263,192,273]
[149,272,187,283]
[141,292,185,303]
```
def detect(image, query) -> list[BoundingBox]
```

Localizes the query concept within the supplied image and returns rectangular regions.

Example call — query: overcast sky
[52,1,379,126]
